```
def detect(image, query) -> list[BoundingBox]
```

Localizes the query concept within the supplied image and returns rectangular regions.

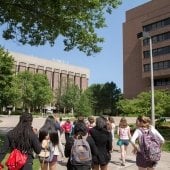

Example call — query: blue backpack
[139,128,161,162]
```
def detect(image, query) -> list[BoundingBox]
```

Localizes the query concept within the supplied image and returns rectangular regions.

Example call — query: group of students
[0,113,165,170]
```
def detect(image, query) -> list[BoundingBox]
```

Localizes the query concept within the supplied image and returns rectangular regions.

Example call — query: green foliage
[75,90,92,117]
[118,90,170,117]
[88,82,122,115]
[60,85,81,113]
[32,73,53,109]
[0,0,121,56]
[0,46,14,107]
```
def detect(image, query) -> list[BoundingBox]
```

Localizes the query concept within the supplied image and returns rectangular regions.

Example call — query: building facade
[11,51,90,92]
[123,0,170,98]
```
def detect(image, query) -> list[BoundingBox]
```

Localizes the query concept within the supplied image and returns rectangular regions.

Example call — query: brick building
[123,0,170,98]
[11,51,90,92]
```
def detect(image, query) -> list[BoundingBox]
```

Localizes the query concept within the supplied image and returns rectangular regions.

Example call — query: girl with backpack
[131,116,165,170]
[0,112,41,170]
[64,120,98,170]
[39,115,64,170]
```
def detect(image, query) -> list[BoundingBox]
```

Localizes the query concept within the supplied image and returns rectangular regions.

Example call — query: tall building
[11,51,90,92]
[123,0,170,98]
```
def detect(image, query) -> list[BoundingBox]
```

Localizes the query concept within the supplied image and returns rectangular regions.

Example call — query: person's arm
[130,129,140,153]
[0,134,10,162]
[128,126,132,139]
[117,127,120,136]
[57,131,64,157]
[64,137,74,158]
[87,136,98,156]
[31,133,41,154]
[107,132,112,152]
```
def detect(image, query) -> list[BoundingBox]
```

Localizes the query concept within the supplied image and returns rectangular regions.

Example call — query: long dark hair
[39,116,59,146]
[10,112,34,152]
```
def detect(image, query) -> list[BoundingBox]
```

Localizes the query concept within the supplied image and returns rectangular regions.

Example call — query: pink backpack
[63,122,72,133]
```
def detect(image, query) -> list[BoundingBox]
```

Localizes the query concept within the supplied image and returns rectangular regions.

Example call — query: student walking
[64,121,98,170]
[90,116,112,170]
[117,117,131,166]
[108,116,116,151]
[131,116,165,170]
[0,112,41,170]
[39,115,64,170]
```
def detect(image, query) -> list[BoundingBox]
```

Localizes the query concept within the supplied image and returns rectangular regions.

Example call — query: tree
[60,85,80,114]
[32,73,53,111]
[0,0,121,56]
[0,46,14,108]
[75,91,92,117]
[118,90,170,117]
[16,71,34,111]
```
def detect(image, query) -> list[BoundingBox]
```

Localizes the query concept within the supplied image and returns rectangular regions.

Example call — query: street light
[137,31,155,127]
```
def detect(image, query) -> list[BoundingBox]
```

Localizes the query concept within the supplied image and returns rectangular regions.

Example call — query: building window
[143,32,170,46]
[144,60,170,72]
[143,46,170,58]
[143,17,170,32]
[154,77,170,86]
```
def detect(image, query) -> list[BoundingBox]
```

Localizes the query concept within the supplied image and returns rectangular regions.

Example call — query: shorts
[117,139,129,146]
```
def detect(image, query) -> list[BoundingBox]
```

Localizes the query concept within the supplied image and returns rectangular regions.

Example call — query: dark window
[143,18,170,32]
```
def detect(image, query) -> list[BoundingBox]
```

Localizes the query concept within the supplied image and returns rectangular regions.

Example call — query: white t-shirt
[131,126,165,145]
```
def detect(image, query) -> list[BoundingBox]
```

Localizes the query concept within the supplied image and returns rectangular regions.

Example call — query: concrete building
[123,0,170,98]
[11,51,90,92]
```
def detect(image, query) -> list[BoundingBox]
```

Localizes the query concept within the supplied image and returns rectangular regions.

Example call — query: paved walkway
[0,115,170,170]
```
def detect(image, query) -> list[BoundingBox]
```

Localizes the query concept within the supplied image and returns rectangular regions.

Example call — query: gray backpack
[70,138,92,165]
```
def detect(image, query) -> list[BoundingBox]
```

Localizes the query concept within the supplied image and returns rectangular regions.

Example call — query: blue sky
[0,0,150,92]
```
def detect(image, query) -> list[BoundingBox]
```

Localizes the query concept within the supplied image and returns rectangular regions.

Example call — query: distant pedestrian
[62,119,72,143]
[130,116,165,170]
[90,116,112,170]
[117,117,131,166]
[108,116,116,151]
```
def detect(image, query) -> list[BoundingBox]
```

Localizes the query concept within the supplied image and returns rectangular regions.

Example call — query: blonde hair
[138,116,151,128]
[119,117,128,128]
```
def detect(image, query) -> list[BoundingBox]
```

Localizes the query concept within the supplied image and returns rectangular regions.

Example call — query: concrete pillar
[68,71,74,86]
[45,67,53,88]
[28,64,36,73]
[60,70,67,94]
[53,69,60,91]
[80,74,88,91]
[37,65,44,74]
[18,62,27,72]
[74,73,81,88]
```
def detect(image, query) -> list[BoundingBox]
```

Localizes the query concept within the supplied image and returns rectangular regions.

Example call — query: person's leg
[49,162,57,170]
[120,145,125,165]
[124,145,128,162]
[93,164,99,170]
[40,163,48,170]
[100,164,108,170]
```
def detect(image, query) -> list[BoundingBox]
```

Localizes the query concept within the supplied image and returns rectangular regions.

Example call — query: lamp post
[137,31,155,127]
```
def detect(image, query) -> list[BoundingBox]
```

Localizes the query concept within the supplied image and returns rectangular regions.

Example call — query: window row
[143,46,170,58]
[144,60,170,72]
[154,78,170,86]
[143,17,170,32]
[143,32,170,46]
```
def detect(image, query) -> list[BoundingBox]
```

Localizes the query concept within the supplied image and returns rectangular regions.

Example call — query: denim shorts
[119,139,129,146]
